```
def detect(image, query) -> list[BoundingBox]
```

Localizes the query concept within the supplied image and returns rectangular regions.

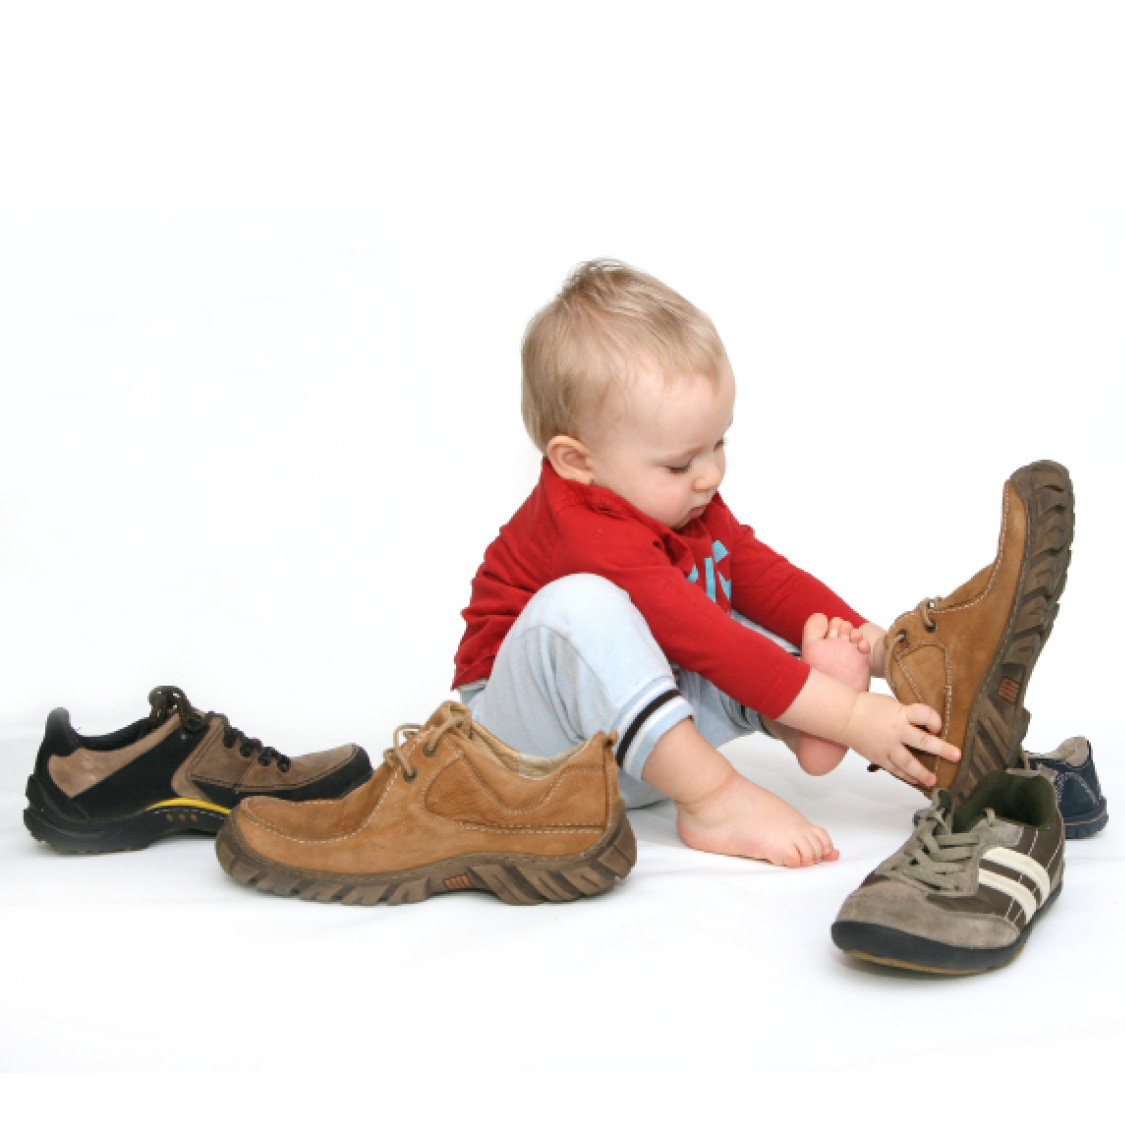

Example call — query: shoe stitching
[892,640,953,736]
[1016,826,1040,924]
[456,822,605,835]
[931,482,1013,619]
[240,739,413,845]
[1059,773,1097,805]
[241,730,606,846]
[426,747,603,817]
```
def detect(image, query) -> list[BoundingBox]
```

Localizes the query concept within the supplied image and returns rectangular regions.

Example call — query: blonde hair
[520,259,730,451]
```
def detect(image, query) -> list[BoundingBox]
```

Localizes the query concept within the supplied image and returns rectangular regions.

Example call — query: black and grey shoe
[24,686,372,854]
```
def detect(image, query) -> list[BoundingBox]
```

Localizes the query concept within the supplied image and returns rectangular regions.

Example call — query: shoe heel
[1064,798,1109,839]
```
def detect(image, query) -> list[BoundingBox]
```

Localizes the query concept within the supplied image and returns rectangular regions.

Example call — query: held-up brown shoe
[216,701,637,906]
[24,686,372,854]
[886,461,1074,800]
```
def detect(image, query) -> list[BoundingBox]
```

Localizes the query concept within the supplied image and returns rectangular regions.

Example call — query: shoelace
[147,685,291,772]
[382,710,473,782]
[890,801,996,892]
[890,597,940,651]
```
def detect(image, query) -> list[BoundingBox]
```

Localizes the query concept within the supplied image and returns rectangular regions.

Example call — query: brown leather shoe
[885,461,1074,799]
[24,686,372,853]
[215,701,637,906]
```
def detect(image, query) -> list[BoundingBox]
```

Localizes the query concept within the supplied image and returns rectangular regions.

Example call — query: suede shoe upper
[884,461,1073,796]
[833,769,1064,971]
[233,701,622,877]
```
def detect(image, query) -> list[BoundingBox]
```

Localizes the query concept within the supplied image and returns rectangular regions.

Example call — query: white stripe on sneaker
[985,846,1053,902]
[977,869,1039,921]
[978,846,1052,921]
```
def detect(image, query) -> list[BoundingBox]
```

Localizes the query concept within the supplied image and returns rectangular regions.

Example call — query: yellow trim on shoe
[146,797,231,814]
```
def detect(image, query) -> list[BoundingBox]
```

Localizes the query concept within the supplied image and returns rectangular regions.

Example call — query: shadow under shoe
[215,700,638,906]
[885,461,1074,800]
[24,686,372,854]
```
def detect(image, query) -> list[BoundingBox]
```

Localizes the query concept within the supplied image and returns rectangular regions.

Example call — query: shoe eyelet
[403,767,418,782]
[423,742,438,757]
[239,747,252,758]
[925,621,937,633]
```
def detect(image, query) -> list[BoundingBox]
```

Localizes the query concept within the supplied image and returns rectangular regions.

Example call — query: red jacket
[453,461,865,720]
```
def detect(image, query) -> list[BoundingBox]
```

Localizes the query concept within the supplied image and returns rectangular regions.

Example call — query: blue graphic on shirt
[687,541,731,603]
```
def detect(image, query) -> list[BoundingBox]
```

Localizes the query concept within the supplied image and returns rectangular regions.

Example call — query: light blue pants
[459,574,797,808]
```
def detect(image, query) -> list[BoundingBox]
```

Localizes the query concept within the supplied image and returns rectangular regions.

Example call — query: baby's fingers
[905,703,944,735]
[888,746,937,788]
[906,722,961,765]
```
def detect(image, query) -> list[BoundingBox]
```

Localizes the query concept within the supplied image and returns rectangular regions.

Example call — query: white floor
[3,721,1121,1093]
[3,3,1124,1109]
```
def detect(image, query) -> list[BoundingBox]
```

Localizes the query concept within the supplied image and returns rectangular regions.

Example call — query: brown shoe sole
[215,803,638,906]
[944,460,1074,799]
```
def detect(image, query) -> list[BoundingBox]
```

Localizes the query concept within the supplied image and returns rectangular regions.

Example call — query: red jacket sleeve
[716,501,867,647]
[551,501,814,720]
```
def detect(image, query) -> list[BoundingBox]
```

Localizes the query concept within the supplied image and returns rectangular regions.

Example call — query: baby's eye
[666,461,692,474]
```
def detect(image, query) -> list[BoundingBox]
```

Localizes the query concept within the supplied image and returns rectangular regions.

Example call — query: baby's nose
[695,458,723,491]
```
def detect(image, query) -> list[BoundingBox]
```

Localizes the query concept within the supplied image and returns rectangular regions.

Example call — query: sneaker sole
[215,802,638,906]
[23,774,230,854]
[1063,798,1108,839]
[831,881,1062,975]
[944,461,1074,799]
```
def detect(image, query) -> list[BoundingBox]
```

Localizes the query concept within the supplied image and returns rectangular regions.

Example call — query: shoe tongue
[422,700,480,748]
[951,804,991,834]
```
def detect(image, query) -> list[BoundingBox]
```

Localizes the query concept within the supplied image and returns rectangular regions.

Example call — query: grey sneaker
[1027,737,1107,839]
[832,769,1064,974]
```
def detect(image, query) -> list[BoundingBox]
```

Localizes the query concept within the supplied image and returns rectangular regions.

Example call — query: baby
[452,260,960,867]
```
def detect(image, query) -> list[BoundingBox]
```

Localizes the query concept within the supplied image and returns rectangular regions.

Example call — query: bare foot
[796,613,872,776]
[676,770,839,867]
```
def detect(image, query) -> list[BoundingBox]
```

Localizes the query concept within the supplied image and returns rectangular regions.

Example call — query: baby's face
[584,363,735,530]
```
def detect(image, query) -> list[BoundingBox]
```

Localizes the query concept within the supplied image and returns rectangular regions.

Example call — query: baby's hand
[841,693,960,788]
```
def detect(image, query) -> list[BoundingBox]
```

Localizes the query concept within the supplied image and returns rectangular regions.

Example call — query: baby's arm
[778,667,960,788]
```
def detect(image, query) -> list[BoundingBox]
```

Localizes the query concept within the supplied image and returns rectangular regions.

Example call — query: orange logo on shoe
[443,874,473,891]
[997,677,1020,704]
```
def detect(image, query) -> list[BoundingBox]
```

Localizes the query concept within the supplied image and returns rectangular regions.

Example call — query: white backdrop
[2,0,1123,1101]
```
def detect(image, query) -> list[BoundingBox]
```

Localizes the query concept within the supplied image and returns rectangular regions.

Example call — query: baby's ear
[546,435,594,484]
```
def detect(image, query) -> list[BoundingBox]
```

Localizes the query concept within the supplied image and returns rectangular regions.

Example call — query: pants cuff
[613,680,694,781]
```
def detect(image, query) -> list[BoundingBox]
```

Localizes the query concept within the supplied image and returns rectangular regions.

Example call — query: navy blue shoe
[1027,737,1108,839]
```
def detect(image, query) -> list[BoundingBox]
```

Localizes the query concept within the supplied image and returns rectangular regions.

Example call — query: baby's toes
[802,612,829,647]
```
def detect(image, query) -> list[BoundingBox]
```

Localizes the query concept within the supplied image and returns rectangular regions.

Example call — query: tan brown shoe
[885,461,1074,799]
[215,701,637,906]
